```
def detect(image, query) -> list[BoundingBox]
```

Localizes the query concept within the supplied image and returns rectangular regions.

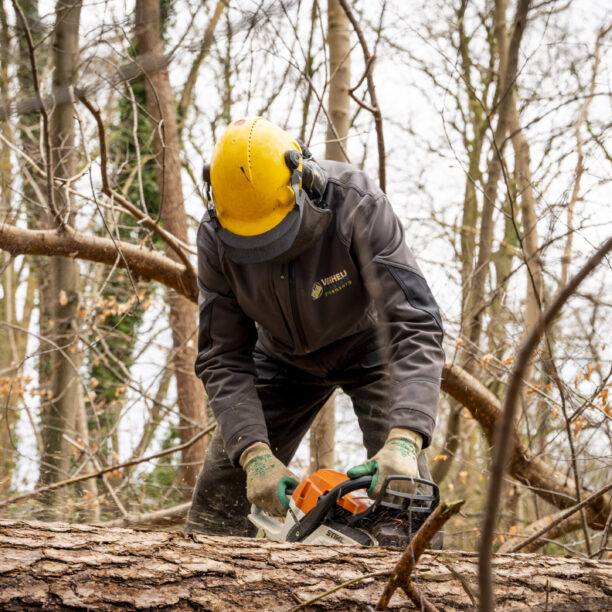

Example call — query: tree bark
[509,90,542,335]
[134,0,207,494]
[0,520,610,610]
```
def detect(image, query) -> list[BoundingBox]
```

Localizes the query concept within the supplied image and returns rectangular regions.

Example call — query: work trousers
[185,341,434,536]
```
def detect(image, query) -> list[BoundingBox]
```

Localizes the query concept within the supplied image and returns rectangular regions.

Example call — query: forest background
[0,0,611,560]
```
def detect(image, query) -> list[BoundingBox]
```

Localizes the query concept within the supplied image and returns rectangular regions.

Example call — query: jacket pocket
[358,344,387,369]
[252,347,283,381]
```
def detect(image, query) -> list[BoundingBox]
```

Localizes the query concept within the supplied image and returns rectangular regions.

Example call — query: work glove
[347,428,422,499]
[239,441,300,516]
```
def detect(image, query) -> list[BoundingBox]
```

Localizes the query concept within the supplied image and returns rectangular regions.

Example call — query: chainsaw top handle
[349,474,440,526]
[285,474,439,543]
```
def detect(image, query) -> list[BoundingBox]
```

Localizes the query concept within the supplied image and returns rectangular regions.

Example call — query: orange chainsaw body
[291,469,372,515]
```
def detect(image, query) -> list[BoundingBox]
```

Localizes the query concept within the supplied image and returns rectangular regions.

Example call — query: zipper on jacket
[288,261,308,352]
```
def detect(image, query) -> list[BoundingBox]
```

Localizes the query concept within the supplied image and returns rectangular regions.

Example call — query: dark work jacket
[195,160,445,465]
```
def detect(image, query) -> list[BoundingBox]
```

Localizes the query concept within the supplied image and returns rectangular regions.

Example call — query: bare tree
[134,0,207,494]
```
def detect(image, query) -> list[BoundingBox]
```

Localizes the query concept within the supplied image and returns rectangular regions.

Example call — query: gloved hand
[347,428,422,499]
[239,442,299,516]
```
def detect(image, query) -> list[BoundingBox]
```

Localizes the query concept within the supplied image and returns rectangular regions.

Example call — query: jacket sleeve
[352,193,444,448]
[194,221,269,465]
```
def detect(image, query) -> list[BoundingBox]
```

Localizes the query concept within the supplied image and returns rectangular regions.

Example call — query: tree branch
[100,501,191,529]
[377,500,464,610]
[178,0,229,124]
[504,481,612,554]
[0,223,197,302]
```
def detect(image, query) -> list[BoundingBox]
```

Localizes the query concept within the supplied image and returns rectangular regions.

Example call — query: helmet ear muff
[202,163,211,184]
[283,149,326,203]
[202,163,215,220]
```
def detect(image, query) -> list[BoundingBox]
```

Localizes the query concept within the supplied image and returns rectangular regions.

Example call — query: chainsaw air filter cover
[292,469,371,515]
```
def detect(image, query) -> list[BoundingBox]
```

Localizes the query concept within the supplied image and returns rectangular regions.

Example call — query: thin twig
[377,500,465,610]
[63,434,128,517]
[598,499,612,560]
[0,423,216,509]
[549,378,592,555]
[79,95,196,277]
[440,559,478,605]
[290,570,389,611]
[10,0,61,226]
[405,581,439,612]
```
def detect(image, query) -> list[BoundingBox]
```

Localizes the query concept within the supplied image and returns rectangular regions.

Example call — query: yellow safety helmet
[204,117,328,264]
[210,117,301,236]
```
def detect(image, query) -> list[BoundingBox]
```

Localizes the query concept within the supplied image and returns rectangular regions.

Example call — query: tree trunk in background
[430,405,460,483]
[4,0,48,499]
[309,396,336,472]
[15,0,56,415]
[309,0,352,471]
[1,521,610,610]
[135,0,206,494]
[37,0,99,521]
[509,91,543,335]
[299,1,319,143]
[0,4,17,497]
[465,0,510,353]
[325,0,351,163]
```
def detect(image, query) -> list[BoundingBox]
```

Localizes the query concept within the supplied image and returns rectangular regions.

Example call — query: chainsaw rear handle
[285,474,438,543]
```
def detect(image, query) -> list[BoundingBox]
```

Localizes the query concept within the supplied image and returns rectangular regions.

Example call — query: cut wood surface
[1,520,611,610]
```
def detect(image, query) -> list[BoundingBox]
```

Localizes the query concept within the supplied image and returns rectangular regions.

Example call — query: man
[186,117,444,536]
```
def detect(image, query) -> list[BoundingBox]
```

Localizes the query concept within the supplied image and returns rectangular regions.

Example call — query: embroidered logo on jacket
[311,269,352,299]
[311,282,323,300]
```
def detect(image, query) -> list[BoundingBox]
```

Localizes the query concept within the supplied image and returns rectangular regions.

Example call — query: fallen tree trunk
[0,521,610,610]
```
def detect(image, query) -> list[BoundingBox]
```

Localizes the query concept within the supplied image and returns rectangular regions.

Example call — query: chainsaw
[248,469,439,547]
